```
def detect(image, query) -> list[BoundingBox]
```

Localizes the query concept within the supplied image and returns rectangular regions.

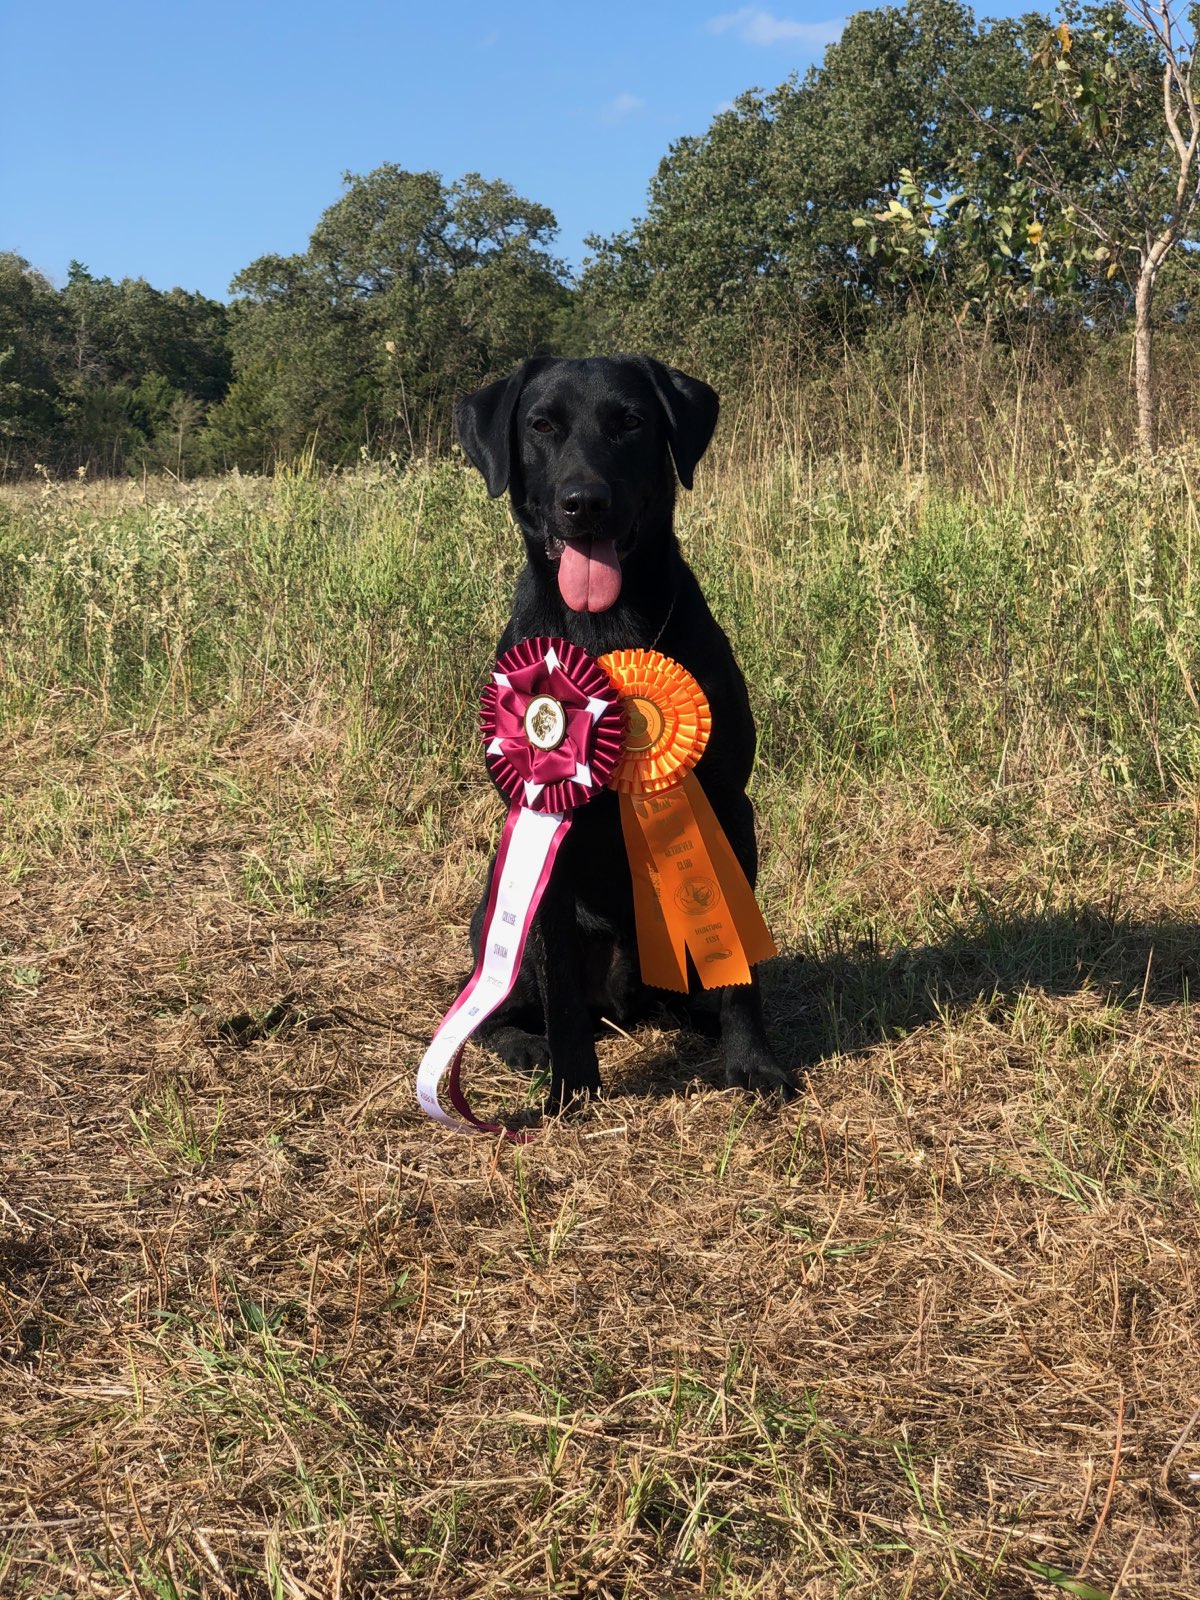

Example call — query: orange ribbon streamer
[598,649,777,991]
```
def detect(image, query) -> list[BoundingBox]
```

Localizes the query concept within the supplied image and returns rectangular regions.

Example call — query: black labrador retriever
[455,354,792,1109]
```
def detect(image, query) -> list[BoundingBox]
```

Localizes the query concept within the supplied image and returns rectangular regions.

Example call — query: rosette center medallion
[524,694,567,751]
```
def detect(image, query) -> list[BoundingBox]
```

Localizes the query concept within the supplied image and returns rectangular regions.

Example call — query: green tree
[63,264,230,400]
[862,4,1200,451]
[582,91,780,362]
[58,265,231,472]
[215,251,369,464]
[0,253,72,470]
[1028,2,1200,453]
[216,166,570,466]
[582,1,1013,369]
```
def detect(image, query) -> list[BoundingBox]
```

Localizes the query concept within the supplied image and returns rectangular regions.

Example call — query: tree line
[3,0,1198,476]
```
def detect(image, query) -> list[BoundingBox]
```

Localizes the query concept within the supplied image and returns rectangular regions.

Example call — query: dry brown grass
[2,705,1199,1600]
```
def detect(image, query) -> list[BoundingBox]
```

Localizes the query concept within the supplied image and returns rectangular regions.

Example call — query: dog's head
[455,355,719,614]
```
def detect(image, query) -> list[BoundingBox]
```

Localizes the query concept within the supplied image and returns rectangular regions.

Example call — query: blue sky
[3,1,1023,301]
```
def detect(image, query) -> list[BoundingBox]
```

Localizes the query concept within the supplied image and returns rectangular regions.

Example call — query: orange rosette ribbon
[598,649,777,991]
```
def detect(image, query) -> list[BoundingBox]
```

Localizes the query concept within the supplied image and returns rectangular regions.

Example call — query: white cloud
[599,91,646,125]
[706,8,843,47]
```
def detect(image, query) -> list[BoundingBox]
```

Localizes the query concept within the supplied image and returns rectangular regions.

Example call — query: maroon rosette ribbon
[481,637,624,812]
[417,637,623,1138]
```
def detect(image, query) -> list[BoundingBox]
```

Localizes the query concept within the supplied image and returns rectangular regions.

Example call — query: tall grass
[4,422,1200,823]
[717,309,1200,484]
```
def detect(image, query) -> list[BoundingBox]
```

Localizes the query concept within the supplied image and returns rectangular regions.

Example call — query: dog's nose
[557,480,612,521]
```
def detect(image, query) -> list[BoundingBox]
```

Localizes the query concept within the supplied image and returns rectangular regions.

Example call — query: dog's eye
[530,417,556,435]
[619,412,643,432]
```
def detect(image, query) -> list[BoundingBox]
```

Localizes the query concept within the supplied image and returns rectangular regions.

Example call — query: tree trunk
[1134,262,1157,458]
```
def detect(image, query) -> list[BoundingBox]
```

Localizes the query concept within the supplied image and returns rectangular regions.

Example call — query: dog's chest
[546,608,658,658]
[558,793,634,923]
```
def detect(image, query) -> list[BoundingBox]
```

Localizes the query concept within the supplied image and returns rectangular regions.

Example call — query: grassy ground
[1,441,1199,1598]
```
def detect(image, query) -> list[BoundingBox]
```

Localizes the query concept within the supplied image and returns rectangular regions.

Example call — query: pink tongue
[557,538,622,613]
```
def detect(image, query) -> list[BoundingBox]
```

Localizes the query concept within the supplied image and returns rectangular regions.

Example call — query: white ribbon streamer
[416,804,570,1136]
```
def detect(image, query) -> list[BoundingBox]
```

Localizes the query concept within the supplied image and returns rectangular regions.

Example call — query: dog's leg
[534,875,603,1110]
[719,975,795,1096]
[602,937,646,1025]
[709,786,796,1097]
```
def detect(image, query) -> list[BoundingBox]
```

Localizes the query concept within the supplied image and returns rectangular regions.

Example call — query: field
[2,428,1200,1598]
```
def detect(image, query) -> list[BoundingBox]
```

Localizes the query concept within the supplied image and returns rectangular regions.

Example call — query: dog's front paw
[726,1049,799,1101]
[488,1026,551,1077]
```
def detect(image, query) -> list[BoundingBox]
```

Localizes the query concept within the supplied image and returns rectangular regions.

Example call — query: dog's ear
[633,356,720,490]
[455,359,549,498]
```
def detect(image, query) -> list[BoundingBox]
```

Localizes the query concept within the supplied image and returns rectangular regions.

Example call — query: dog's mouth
[545,534,623,614]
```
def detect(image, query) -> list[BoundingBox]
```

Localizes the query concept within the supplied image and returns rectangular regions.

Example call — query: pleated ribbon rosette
[597,648,777,991]
[416,637,623,1136]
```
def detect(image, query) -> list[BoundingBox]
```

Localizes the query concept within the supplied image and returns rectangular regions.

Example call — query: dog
[454,354,792,1110]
